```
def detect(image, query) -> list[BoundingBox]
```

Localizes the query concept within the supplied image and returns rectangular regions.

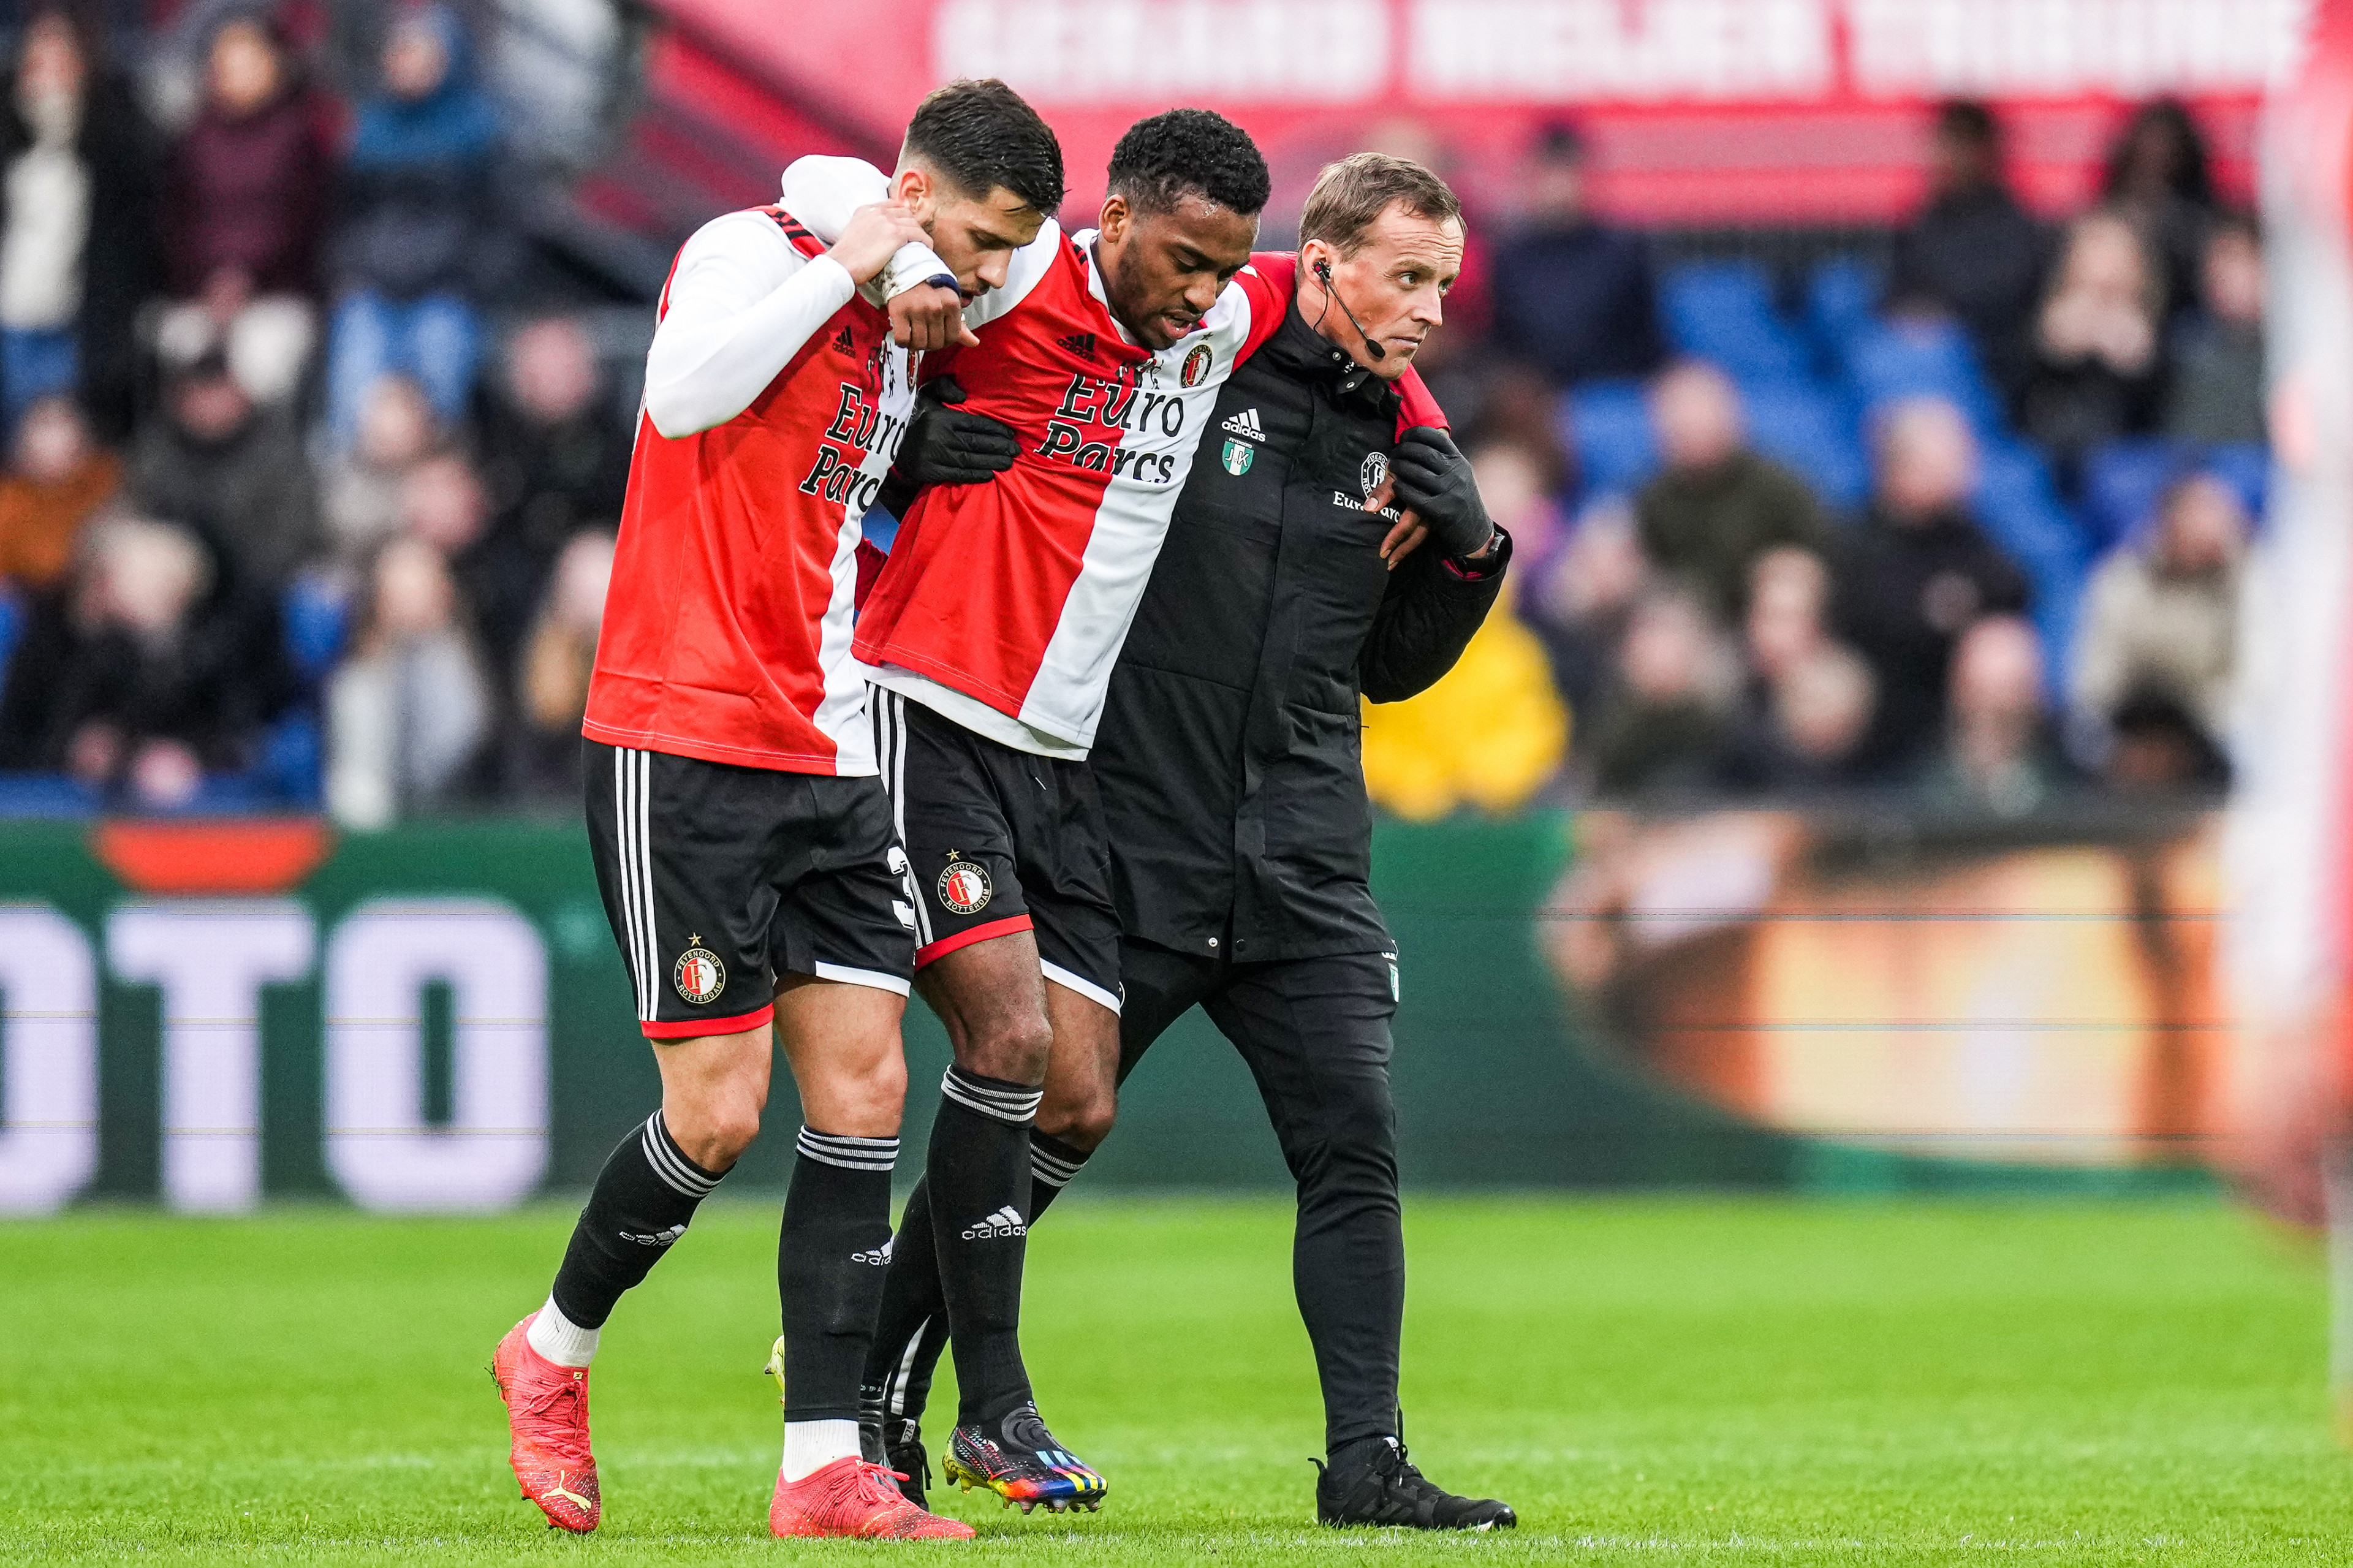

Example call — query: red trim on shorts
[642,1003,774,1040]
[915,914,1034,969]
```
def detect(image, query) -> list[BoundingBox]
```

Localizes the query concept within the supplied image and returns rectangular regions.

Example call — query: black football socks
[862,1129,1090,1431]
[550,1110,727,1331]
[927,1064,1044,1427]
[777,1127,900,1422]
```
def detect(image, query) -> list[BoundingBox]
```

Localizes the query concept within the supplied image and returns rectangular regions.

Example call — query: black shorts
[868,687,1123,1013]
[585,741,916,1040]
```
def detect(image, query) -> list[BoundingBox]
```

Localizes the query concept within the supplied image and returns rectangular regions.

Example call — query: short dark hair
[1299,153,1463,257]
[903,79,1064,215]
[1935,99,2000,151]
[1107,108,1270,218]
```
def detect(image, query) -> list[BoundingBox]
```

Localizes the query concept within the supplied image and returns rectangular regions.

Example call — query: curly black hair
[1107,108,1270,218]
[905,79,1065,215]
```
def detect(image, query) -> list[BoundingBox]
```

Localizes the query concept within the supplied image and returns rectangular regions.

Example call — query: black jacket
[1090,303,1508,963]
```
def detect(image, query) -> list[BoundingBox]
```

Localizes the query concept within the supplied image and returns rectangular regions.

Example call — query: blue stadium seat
[1659,262,1811,385]
[1563,377,1658,498]
[2082,437,2273,550]
[2080,437,2181,552]
[0,584,19,693]
[2204,442,2272,526]
[1805,256,1883,370]
[1976,439,2091,688]
[283,572,350,686]
[1844,317,2003,436]
[1743,382,1870,513]
[0,773,99,817]
[256,712,324,806]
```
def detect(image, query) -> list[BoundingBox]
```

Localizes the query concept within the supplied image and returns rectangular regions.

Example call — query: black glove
[1389,426,1496,561]
[877,376,1020,515]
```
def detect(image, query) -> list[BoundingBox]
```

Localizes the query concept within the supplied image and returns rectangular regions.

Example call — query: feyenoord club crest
[1360,450,1389,499]
[673,936,726,1005]
[1181,343,1213,387]
[937,855,993,915]
[1221,438,1253,476]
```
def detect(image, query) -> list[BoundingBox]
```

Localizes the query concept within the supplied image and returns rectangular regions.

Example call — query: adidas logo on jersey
[832,325,854,354]
[1220,407,1264,441]
[961,1205,1028,1240]
[850,1240,894,1266]
[1056,331,1097,358]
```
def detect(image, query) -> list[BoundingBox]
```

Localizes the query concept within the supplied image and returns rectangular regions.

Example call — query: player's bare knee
[828,1048,907,1137]
[669,1097,762,1170]
[1037,1086,1116,1151]
[959,1015,1055,1086]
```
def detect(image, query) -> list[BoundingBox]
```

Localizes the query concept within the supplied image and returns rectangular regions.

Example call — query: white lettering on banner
[1846,0,2306,97]
[936,0,1385,102]
[324,898,548,1213]
[1411,0,1832,101]
[108,901,314,1214]
[0,905,97,1214]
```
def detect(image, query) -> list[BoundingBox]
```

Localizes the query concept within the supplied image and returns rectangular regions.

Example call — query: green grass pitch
[3,1194,2349,1563]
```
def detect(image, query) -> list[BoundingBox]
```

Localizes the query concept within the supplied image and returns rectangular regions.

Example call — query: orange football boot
[491,1316,601,1532]
[770,1455,977,1540]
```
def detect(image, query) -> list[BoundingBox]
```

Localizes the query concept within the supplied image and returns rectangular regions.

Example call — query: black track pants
[1118,938,1403,1451]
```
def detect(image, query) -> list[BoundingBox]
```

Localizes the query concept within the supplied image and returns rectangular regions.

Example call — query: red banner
[655,0,2298,224]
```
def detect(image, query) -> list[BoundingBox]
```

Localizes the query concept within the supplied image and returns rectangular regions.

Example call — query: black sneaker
[885,1417,932,1508]
[857,1391,932,1507]
[942,1402,1107,1513]
[1314,1433,1516,1531]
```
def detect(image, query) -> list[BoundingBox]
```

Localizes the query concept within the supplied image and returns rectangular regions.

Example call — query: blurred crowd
[0,1,624,822]
[1371,99,2266,820]
[0,4,2270,825]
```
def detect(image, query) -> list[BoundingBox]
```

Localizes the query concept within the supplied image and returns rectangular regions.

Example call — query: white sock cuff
[781,1418,864,1482]
[527,1294,601,1368]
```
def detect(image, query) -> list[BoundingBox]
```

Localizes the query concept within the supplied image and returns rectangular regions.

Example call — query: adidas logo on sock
[620,1223,687,1247]
[1056,331,1097,358]
[1219,407,1264,440]
[961,1205,1028,1240]
[849,1240,894,1265]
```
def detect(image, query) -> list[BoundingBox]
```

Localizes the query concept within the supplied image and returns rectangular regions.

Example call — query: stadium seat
[1563,377,1659,498]
[2080,437,2182,552]
[2204,442,2272,526]
[0,773,99,816]
[1805,256,1884,371]
[256,712,324,806]
[1742,381,1871,512]
[1976,439,2091,688]
[2082,437,2275,550]
[283,573,350,686]
[0,585,18,694]
[1843,317,2003,437]
[1659,261,1811,386]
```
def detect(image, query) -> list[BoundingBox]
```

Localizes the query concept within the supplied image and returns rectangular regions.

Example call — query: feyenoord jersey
[584,206,911,775]
[852,225,1295,759]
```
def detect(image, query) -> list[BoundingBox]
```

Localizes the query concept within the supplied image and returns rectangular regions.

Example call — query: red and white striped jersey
[852,223,1293,758]
[583,202,913,776]
[773,156,1450,762]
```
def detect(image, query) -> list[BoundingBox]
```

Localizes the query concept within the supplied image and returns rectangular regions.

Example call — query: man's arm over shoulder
[642,210,851,439]
[1358,528,1512,703]
[779,155,953,305]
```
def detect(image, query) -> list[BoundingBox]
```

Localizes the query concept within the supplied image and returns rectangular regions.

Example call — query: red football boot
[491,1316,601,1532]
[770,1456,977,1540]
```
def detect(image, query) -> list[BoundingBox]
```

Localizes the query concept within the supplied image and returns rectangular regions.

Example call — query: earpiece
[1311,256,1385,361]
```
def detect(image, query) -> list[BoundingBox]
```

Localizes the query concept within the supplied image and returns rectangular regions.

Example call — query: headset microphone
[1313,259,1387,361]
